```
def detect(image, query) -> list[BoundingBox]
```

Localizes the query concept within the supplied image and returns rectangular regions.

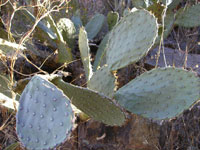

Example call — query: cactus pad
[107,11,119,31]
[132,0,147,8]
[16,75,75,149]
[57,18,76,49]
[71,10,83,33]
[51,78,125,126]
[114,68,200,120]
[88,65,115,98]
[79,27,93,81]
[85,13,105,40]
[175,4,200,27]
[106,9,158,71]
[93,33,109,71]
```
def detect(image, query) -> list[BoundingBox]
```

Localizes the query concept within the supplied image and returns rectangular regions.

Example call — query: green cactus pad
[132,0,147,8]
[79,27,93,81]
[71,10,83,33]
[21,10,57,40]
[20,10,57,48]
[88,65,115,98]
[46,15,73,63]
[93,33,109,71]
[51,78,125,126]
[106,9,158,71]
[85,13,105,40]
[114,67,200,120]
[175,4,200,27]
[16,75,75,149]
[107,11,119,31]
[57,18,76,49]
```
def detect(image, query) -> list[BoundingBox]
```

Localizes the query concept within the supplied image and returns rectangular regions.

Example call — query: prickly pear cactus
[46,15,73,64]
[175,4,200,27]
[114,67,200,120]
[21,10,57,40]
[56,18,76,49]
[16,75,75,150]
[51,78,125,126]
[71,10,83,33]
[79,27,93,81]
[106,9,158,71]
[88,65,115,98]
[93,33,109,71]
[107,11,119,31]
[85,13,105,40]
[132,0,147,8]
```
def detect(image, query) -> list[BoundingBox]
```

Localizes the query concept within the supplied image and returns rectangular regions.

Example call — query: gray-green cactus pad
[114,68,200,120]
[175,4,200,27]
[51,78,125,126]
[16,75,75,150]
[106,9,158,71]
[71,10,83,33]
[88,65,115,98]
[56,18,76,49]
[79,27,93,81]
[132,0,147,8]
[93,33,109,71]
[85,13,105,40]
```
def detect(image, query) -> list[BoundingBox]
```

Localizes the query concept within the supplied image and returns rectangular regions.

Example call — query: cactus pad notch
[16,75,75,150]
[114,67,200,120]
[106,9,158,71]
